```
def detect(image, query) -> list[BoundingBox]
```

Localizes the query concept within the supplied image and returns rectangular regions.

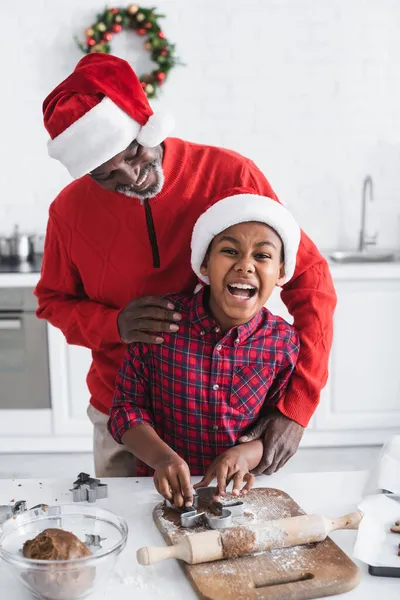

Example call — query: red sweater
[35,138,336,427]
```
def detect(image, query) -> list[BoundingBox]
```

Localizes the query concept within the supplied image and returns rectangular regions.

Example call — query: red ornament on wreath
[75,4,181,99]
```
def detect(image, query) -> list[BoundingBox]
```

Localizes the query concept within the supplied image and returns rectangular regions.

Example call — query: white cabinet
[266,270,400,446]
[314,277,400,438]
[48,325,92,437]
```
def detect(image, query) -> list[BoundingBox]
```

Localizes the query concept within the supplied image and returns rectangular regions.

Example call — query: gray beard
[116,160,164,200]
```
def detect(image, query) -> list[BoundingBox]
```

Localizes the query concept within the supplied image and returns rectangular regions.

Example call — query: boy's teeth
[227,283,256,299]
[229,283,255,290]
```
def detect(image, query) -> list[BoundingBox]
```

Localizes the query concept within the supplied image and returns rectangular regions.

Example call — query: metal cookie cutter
[0,502,48,526]
[166,486,245,530]
[85,534,106,551]
[196,486,245,529]
[70,472,108,503]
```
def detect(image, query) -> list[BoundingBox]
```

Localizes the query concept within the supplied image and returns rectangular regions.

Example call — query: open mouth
[227,283,257,300]
[126,165,152,192]
[135,167,151,189]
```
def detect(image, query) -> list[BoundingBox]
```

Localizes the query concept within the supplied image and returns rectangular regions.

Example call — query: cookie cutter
[0,502,48,526]
[70,472,108,503]
[84,534,106,551]
[166,486,245,530]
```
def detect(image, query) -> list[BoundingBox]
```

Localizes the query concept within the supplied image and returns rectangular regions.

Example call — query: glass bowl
[0,504,128,600]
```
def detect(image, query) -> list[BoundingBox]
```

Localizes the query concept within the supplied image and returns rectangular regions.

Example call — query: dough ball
[23,528,92,560]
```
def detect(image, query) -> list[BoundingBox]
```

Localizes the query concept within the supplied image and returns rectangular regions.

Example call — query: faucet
[359,175,377,252]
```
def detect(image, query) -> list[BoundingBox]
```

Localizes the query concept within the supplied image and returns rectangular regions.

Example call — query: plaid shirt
[108,287,300,476]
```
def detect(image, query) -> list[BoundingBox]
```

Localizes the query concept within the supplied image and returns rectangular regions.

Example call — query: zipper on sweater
[142,198,160,268]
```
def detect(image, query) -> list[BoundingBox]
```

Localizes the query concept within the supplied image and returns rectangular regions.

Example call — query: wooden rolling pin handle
[330,511,363,531]
[137,541,187,565]
[137,531,222,566]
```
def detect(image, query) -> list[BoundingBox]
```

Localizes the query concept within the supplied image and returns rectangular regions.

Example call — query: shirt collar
[189,286,266,344]
[190,287,221,337]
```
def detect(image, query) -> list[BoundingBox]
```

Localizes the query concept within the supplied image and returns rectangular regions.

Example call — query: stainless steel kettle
[0,226,33,261]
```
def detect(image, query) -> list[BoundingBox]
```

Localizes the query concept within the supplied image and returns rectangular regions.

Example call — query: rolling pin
[137,511,362,566]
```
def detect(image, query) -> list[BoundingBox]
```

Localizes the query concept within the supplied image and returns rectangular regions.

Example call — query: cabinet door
[48,324,92,435]
[315,278,400,431]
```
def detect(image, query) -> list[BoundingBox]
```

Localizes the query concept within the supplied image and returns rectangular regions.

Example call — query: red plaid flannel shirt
[108,287,300,475]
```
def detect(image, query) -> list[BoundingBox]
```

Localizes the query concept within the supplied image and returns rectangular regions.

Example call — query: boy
[108,190,300,507]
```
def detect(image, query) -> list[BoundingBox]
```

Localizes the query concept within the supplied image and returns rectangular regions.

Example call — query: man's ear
[275,263,286,287]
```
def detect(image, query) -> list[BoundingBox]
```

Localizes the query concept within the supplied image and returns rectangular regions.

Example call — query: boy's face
[200,221,285,332]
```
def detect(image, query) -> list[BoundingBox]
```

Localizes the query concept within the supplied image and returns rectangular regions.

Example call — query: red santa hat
[42,53,174,179]
[191,190,301,285]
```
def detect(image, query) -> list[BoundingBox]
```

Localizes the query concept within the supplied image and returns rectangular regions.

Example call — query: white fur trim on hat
[191,194,301,285]
[47,97,174,179]
[137,111,175,148]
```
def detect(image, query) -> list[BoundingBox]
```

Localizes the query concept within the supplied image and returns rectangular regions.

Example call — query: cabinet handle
[0,319,22,330]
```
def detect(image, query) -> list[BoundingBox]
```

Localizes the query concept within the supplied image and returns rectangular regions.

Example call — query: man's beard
[116,159,164,200]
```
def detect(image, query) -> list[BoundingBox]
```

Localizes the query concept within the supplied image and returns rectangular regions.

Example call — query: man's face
[89,141,164,200]
[200,222,285,332]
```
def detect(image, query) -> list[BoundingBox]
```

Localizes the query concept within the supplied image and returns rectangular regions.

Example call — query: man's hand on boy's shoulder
[239,409,304,475]
[117,296,182,344]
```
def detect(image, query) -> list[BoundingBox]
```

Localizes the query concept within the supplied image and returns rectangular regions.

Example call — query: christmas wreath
[76,4,179,99]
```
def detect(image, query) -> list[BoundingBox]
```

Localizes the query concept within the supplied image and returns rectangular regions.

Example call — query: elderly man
[35,53,336,478]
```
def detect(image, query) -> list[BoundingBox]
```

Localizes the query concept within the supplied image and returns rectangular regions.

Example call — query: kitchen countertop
[0,257,42,288]
[0,471,398,599]
[1,253,400,288]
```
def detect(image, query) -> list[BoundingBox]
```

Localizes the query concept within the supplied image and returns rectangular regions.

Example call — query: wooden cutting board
[153,487,360,600]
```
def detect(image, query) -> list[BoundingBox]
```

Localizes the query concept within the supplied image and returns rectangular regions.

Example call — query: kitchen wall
[1,0,400,251]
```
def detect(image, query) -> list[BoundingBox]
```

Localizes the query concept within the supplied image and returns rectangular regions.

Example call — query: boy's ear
[275,262,286,287]
[200,253,209,277]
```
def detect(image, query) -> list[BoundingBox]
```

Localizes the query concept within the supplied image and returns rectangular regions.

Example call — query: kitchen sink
[329,250,396,264]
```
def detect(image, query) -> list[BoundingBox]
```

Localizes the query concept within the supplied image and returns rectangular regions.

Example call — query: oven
[0,287,50,412]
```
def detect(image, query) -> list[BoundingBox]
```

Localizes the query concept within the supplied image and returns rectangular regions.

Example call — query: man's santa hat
[191,190,301,285]
[42,53,174,179]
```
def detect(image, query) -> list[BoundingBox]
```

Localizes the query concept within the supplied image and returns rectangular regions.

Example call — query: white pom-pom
[137,111,175,147]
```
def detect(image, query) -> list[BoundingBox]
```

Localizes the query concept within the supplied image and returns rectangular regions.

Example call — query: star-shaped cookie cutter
[166,486,245,529]
[70,472,108,503]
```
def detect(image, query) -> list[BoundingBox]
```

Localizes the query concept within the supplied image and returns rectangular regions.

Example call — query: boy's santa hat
[42,53,174,179]
[191,190,301,285]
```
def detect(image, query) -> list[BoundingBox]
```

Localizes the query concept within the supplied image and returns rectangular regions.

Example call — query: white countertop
[0,471,398,599]
[0,271,40,287]
[1,258,400,288]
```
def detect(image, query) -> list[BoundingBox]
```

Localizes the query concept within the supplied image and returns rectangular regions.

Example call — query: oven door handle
[0,319,22,330]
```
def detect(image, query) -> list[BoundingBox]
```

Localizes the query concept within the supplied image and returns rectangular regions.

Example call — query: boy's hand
[153,453,193,507]
[194,447,255,498]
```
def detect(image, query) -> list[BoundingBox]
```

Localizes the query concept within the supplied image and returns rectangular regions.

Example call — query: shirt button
[200,330,206,336]
[216,345,222,351]
[213,384,219,391]
[214,327,220,333]
[235,338,240,344]
[212,424,219,431]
